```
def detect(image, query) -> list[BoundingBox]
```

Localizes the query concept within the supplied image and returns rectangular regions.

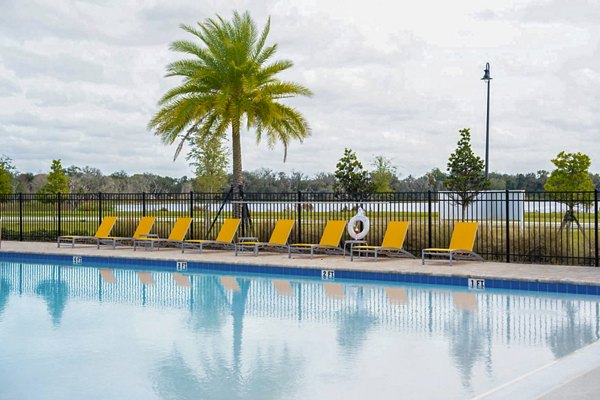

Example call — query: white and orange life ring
[348,207,370,240]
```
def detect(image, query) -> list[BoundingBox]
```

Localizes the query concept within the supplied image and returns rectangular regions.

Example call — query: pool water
[0,260,599,399]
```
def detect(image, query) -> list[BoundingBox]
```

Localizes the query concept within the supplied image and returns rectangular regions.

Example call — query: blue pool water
[0,258,599,399]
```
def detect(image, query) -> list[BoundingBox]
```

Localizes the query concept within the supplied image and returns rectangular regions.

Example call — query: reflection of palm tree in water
[152,346,299,400]
[188,276,230,334]
[0,278,11,317]
[152,277,302,399]
[548,300,600,358]
[35,267,69,326]
[446,310,485,391]
[189,276,252,370]
[336,287,377,354]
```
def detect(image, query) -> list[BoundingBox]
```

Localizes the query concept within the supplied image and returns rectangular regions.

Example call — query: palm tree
[149,11,312,202]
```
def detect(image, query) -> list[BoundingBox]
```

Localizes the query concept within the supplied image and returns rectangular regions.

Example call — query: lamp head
[481,62,492,81]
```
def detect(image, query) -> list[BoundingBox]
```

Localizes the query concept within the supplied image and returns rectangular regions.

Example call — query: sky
[1,0,599,178]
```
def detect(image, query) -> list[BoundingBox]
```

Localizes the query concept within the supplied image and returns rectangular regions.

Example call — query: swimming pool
[0,256,599,399]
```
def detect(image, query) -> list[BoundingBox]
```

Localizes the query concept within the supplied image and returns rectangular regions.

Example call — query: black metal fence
[0,190,598,266]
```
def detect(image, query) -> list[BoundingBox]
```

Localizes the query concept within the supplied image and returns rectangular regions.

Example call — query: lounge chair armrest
[238,236,259,243]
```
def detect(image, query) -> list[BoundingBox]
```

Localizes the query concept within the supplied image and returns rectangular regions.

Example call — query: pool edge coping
[2,249,600,296]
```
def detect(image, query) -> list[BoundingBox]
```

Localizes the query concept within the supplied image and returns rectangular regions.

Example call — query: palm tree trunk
[231,120,243,218]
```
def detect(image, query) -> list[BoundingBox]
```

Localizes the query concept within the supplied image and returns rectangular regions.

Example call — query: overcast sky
[1,0,599,178]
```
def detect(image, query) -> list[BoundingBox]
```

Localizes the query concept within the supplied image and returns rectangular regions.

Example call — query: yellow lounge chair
[57,216,117,248]
[421,221,483,265]
[133,217,192,251]
[288,220,346,258]
[351,221,415,261]
[97,216,156,249]
[182,218,241,253]
[235,219,295,256]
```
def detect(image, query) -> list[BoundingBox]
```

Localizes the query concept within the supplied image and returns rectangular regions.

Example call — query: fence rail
[0,190,598,266]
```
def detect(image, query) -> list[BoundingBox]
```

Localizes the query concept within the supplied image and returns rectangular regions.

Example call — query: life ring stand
[348,208,370,240]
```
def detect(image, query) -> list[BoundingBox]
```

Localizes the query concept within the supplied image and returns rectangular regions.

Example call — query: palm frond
[253,17,271,61]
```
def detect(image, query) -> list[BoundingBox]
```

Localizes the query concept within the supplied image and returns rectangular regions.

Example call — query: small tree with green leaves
[544,151,595,231]
[38,159,70,195]
[370,155,397,193]
[334,148,373,200]
[187,135,230,193]
[0,155,16,195]
[445,128,489,220]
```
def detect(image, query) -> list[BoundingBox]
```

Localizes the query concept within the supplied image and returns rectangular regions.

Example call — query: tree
[544,151,595,230]
[487,173,507,190]
[187,135,229,192]
[370,155,397,193]
[425,168,447,191]
[67,166,116,193]
[445,128,489,220]
[396,174,431,192]
[0,155,16,195]
[148,11,312,209]
[110,170,129,192]
[38,159,70,195]
[334,148,373,198]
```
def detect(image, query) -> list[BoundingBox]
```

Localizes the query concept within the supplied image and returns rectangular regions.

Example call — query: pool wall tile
[557,284,567,293]
[3,251,600,297]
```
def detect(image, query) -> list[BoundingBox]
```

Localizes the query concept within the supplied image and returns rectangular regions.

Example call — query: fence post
[427,190,432,249]
[57,192,61,238]
[189,191,194,239]
[595,189,599,267]
[297,191,302,243]
[19,193,23,241]
[505,189,510,263]
[98,192,102,224]
[142,192,146,217]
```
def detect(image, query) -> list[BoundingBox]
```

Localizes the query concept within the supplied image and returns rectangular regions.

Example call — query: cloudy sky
[1,0,599,178]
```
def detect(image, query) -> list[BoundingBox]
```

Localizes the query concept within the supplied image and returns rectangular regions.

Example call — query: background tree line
[1,153,598,195]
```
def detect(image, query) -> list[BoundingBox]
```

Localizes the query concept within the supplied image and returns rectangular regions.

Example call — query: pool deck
[2,240,600,399]
[1,240,600,286]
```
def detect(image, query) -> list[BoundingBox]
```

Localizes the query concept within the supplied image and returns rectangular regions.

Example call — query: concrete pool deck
[1,240,600,286]
[2,240,600,399]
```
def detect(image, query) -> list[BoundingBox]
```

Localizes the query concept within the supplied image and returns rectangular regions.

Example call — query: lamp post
[481,62,492,179]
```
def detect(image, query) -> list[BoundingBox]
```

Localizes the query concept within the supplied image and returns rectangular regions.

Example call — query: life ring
[348,208,370,240]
